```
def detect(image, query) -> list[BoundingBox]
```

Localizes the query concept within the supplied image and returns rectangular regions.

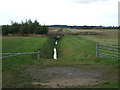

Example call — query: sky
[0,0,119,26]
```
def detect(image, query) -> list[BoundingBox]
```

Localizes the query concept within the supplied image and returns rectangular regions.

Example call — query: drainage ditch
[53,36,60,59]
[36,36,61,59]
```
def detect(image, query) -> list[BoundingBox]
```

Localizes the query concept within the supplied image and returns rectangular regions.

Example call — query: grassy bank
[57,35,118,66]
[2,36,55,87]
[56,34,118,88]
[39,37,55,59]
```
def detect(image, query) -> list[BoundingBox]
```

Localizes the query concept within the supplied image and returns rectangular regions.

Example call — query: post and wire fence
[1,43,119,60]
[0,49,41,60]
[96,43,120,60]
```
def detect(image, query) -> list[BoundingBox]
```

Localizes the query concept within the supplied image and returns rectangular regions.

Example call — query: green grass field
[2,36,55,87]
[2,29,119,88]
[57,34,118,88]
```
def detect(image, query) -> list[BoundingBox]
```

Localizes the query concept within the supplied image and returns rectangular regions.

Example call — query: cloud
[70,0,107,4]
[0,0,118,26]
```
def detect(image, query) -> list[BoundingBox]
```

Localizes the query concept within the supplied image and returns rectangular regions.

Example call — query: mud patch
[26,66,105,88]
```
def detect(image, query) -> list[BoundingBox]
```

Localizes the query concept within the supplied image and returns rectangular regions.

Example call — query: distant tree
[2,25,9,35]
[34,20,39,26]
[2,19,48,35]
[11,21,19,34]
[41,25,48,34]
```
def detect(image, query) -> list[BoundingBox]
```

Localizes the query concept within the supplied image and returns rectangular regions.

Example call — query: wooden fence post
[96,43,99,57]
[37,49,40,60]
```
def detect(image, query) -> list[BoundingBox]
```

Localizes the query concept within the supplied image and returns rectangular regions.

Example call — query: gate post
[96,43,99,57]
[37,49,40,60]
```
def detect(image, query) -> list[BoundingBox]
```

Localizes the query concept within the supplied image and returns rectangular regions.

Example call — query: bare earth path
[25,65,117,88]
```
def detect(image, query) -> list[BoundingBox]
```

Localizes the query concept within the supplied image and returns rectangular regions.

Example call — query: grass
[57,34,118,66]
[2,36,55,87]
[2,29,119,88]
[91,82,119,88]
[2,36,55,58]
[57,35,96,59]
[69,82,118,88]
[62,28,71,32]
[2,37,47,53]
[56,32,118,88]
[82,35,118,45]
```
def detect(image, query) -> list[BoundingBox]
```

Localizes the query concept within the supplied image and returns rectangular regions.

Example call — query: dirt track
[25,66,114,88]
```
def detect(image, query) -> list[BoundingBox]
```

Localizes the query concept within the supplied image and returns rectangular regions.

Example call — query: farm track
[24,65,117,88]
[29,67,101,88]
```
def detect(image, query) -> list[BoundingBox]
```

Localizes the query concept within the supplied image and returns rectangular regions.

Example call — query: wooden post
[96,43,99,57]
[37,49,40,60]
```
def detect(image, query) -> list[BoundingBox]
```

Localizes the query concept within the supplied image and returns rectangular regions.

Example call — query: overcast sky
[0,0,119,26]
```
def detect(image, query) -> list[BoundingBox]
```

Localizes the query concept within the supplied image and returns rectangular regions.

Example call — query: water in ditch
[53,41,57,59]
[55,41,57,45]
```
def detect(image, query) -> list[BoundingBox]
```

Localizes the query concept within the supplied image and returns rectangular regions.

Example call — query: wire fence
[96,43,120,60]
[0,51,40,59]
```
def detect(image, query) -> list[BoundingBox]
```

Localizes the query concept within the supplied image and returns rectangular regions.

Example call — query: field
[2,29,119,88]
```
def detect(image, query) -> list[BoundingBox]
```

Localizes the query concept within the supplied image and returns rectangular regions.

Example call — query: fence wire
[0,52,39,59]
[96,43,120,60]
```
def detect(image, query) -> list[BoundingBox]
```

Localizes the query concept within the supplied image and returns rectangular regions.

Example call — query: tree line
[48,25,119,29]
[2,19,48,35]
